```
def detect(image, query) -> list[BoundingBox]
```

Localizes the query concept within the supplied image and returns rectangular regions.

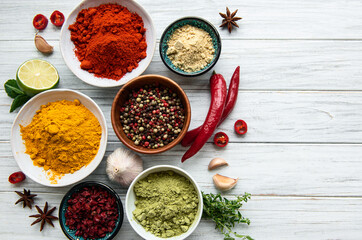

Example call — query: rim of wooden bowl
[111,74,191,154]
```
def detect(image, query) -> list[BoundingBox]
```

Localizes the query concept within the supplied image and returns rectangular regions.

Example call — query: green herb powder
[133,170,199,238]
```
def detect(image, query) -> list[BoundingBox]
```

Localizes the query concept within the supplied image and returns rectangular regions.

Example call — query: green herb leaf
[4,79,24,98]
[202,192,252,240]
[234,233,254,240]
[10,94,30,112]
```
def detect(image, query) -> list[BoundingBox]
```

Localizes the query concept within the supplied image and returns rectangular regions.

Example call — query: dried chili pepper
[9,171,26,184]
[181,71,227,162]
[181,66,240,147]
[234,119,247,135]
[213,132,229,147]
[50,10,65,27]
[33,14,48,30]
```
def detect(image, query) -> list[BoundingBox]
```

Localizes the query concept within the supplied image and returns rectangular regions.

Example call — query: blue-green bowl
[59,181,124,240]
[159,17,221,77]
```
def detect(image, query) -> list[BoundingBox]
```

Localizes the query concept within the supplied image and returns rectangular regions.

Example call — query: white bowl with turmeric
[11,89,107,187]
[125,165,203,240]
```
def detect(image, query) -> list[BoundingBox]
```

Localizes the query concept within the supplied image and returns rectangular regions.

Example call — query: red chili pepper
[234,119,247,135]
[181,66,240,147]
[8,171,26,184]
[181,72,227,162]
[33,14,48,30]
[213,132,229,147]
[50,10,65,27]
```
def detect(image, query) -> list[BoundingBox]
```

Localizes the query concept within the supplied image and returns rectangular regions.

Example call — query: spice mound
[65,186,119,239]
[69,4,147,80]
[20,99,102,182]
[120,83,185,149]
[133,170,199,238]
[166,24,215,72]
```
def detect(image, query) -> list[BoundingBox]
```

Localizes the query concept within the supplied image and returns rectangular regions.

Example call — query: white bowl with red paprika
[60,0,156,87]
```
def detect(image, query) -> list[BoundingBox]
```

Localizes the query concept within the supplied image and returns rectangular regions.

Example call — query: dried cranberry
[65,186,119,239]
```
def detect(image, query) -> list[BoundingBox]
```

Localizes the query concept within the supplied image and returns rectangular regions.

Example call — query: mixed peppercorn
[120,83,185,149]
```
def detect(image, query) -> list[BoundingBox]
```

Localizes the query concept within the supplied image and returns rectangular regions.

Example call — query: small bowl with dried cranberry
[59,181,123,240]
[111,74,191,154]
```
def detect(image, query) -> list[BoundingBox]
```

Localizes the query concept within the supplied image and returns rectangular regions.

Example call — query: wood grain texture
[1,0,362,239]
[1,142,362,197]
[2,0,362,40]
[2,40,362,91]
[1,192,362,240]
[2,90,362,143]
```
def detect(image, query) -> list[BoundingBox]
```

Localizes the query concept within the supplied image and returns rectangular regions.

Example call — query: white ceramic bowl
[125,165,203,240]
[60,0,156,87]
[10,89,108,187]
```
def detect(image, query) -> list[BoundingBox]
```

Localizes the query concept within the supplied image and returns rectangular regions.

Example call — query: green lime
[16,59,59,96]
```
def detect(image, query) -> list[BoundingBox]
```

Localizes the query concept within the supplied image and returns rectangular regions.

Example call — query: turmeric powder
[20,99,102,180]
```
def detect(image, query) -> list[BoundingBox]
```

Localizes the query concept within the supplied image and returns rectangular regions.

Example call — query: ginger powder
[133,170,199,238]
[166,24,215,72]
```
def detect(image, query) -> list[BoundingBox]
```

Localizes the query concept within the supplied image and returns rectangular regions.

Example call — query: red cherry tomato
[50,10,65,27]
[213,132,229,147]
[33,14,48,30]
[9,171,26,184]
[234,119,247,135]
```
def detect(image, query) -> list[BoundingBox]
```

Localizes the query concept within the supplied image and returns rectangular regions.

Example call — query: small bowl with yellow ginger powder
[160,17,221,77]
[125,165,203,240]
[11,89,107,187]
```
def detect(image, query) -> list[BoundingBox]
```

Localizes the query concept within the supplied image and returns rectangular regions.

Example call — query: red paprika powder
[69,4,147,80]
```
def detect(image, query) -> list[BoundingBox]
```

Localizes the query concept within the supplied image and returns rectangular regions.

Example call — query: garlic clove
[35,34,54,54]
[208,157,228,170]
[212,174,238,191]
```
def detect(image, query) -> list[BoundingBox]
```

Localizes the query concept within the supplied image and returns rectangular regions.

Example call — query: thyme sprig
[202,192,253,240]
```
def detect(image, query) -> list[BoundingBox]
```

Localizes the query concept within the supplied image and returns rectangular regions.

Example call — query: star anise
[15,189,37,209]
[29,202,58,231]
[219,7,242,33]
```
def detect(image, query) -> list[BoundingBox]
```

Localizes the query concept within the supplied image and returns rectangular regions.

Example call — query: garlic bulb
[106,148,143,187]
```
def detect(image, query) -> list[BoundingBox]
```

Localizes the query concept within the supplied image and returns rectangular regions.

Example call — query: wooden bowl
[111,75,191,154]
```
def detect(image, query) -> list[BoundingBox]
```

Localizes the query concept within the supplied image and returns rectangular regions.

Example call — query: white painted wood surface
[1,0,362,239]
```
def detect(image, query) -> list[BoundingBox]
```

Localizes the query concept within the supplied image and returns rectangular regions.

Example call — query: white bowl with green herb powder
[125,165,203,240]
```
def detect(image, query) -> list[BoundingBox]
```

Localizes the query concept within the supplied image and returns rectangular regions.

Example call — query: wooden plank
[2,142,362,197]
[1,0,362,238]
[1,192,361,239]
[1,0,362,40]
[1,90,362,143]
[2,40,362,91]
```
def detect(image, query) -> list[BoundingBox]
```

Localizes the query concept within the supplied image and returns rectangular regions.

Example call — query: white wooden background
[1,0,362,239]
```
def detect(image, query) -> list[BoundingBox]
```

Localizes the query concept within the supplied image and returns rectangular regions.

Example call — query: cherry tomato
[8,171,26,184]
[234,119,247,135]
[50,10,65,27]
[33,14,48,30]
[213,132,229,147]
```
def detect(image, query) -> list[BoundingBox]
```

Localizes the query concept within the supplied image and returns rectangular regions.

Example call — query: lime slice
[16,59,59,96]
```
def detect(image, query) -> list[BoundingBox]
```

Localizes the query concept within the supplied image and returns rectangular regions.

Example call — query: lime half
[16,59,59,96]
